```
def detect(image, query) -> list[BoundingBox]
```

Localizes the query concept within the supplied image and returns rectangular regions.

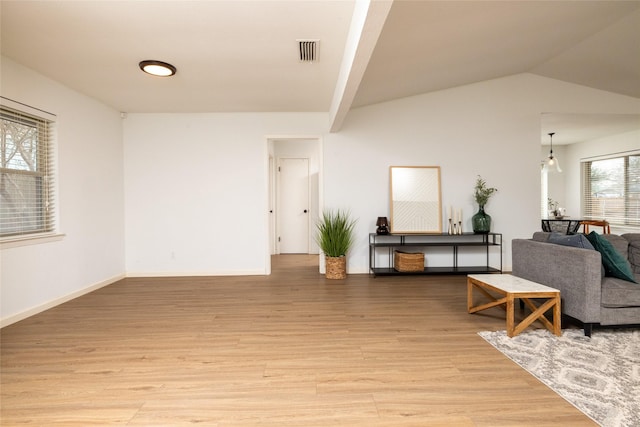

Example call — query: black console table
[369,232,502,276]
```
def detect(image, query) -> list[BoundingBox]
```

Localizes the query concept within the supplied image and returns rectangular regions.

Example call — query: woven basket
[394,251,424,272]
[325,256,347,279]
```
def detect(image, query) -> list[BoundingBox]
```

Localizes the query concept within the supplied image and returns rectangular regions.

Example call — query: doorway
[267,137,321,259]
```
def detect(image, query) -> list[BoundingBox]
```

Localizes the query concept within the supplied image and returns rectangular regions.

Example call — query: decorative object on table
[473,207,491,234]
[389,166,442,233]
[447,207,463,235]
[375,216,389,235]
[542,132,562,173]
[479,329,640,427]
[394,250,424,272]
[316,209,357,279]
[547,198,565,219]
[548,198,558,217]
[472,175,497,234]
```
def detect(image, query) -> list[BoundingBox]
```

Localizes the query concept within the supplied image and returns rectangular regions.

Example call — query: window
[1,104,55,238]
[582,152,640,227]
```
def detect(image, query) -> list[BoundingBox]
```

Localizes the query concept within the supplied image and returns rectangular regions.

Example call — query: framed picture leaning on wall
[389,166,442,234]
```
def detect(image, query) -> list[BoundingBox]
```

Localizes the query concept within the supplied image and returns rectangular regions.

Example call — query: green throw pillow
[585,232,637,283]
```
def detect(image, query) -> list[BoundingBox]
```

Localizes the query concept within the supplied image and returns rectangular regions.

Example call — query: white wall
[124,73,640,278]
[322,74,640,273]
[1,57,125,326]
[123,114,326,276]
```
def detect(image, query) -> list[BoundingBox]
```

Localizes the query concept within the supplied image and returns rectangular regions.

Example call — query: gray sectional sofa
[512,232,640,336]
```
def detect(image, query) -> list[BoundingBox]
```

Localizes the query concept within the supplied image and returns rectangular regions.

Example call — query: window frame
[1,98,58,243]
[581,151,640,229]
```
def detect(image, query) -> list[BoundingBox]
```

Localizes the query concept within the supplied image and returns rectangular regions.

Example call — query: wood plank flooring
[1,255,594,426]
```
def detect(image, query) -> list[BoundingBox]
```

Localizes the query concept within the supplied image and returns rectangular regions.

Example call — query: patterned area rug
[479,329,640,427]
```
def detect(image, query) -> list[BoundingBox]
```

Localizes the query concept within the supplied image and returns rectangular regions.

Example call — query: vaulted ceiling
[2,0,639,137]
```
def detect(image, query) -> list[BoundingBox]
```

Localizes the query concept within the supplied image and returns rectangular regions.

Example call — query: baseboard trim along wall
[125,269,267,278]
[0,273,126,328]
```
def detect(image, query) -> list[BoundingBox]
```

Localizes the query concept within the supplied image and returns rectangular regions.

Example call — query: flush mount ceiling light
[543,132,562,173]
[139,60,176,77]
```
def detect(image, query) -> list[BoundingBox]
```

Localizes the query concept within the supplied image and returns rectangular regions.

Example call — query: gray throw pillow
[548,232,595,250]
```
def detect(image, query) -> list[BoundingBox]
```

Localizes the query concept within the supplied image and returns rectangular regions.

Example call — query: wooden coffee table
[467,274,561,337]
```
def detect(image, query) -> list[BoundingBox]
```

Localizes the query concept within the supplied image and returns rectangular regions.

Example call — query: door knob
[304,210,308,213]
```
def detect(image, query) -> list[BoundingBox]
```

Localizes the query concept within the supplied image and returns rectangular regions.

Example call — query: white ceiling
[1,0,639,138]
[356,0,640,107]
[0,0,355,113]
[541,113,640,145]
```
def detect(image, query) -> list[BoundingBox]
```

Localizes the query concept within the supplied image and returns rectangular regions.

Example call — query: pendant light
[544,132,562,173]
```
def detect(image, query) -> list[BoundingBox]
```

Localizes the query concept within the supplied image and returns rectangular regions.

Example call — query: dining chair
[580,220,611,234]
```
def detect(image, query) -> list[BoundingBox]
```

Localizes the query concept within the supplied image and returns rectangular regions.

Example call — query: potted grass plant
[316,209,357,279]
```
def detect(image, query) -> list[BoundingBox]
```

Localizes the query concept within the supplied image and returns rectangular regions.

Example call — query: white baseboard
[125,269,267,278]
[0,273,125,328]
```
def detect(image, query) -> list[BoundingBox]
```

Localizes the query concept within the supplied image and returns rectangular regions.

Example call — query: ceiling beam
[328,0,393,132]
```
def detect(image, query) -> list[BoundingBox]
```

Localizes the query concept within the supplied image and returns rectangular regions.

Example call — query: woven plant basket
[325,256,347,280]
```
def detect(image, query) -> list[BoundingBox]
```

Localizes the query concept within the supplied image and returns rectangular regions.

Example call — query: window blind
[1,105,56,238]
[581,152,640,227]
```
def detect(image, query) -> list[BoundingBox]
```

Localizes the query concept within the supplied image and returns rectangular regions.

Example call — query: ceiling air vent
[298,40,319,62]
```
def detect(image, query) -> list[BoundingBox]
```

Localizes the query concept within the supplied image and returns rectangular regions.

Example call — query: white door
[278,158,310,253]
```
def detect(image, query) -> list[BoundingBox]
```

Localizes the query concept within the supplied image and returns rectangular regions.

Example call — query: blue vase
[472,205,491,234]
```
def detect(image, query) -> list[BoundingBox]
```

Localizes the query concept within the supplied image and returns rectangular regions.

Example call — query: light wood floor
[1,255,594,426]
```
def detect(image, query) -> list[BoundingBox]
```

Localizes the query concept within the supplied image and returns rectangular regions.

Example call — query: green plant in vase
[472,175,497,234]
[316,209,357,279]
